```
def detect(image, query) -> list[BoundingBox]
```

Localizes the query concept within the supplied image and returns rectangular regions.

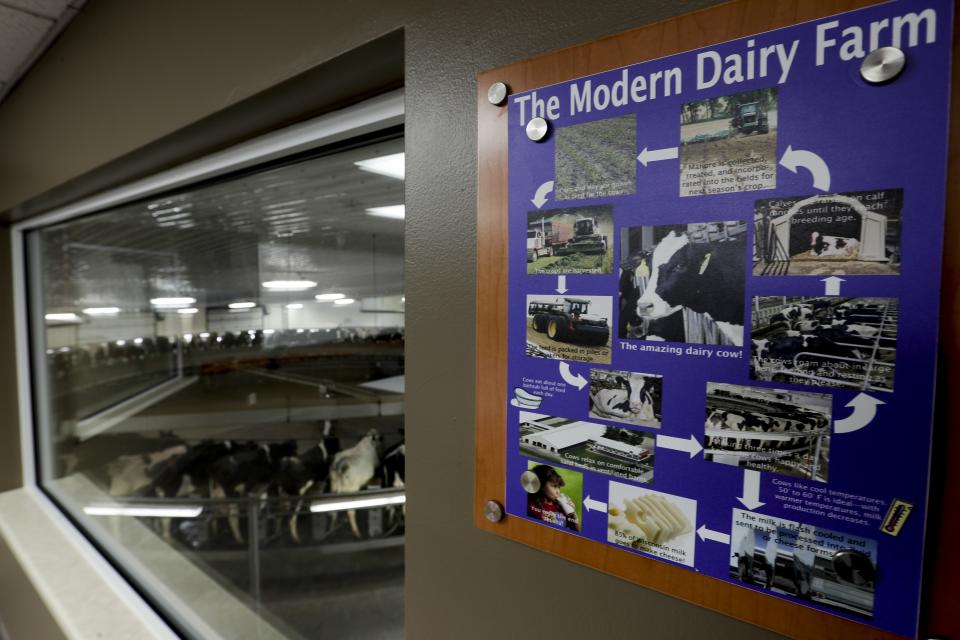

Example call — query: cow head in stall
[635,231,745,338]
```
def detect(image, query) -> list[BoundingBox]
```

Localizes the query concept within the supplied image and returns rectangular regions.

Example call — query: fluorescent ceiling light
[263,329,275,335]
[83,505,203,518]
[310,494,406,514]
[199,332,211,339]
[183,334,193,342]
[354,152,405,180]
[44,313,81,322]
[365,205,405,220]
[177,307,199,315]
[228,301,257,309]
[115,340,126,346]
[263,280,317,291]
[286,303,304,310]
[334,298,355,306]
[133,338,144,345]
[83,307,120,316]
[315,293,345,301]
[150,297,196,308]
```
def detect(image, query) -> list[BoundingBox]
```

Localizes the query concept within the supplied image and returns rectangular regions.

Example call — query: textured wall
[0,1,788,638]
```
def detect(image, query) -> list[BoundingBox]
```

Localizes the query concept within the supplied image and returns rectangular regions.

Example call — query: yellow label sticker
[881,499,913,536]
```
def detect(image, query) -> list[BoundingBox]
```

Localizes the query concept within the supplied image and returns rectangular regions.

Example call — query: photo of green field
[527,206,613,275]
[555,115,636,201]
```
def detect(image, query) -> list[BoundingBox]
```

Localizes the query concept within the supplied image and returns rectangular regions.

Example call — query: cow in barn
[628,376,657,422]
[634,231,745,346]
[705,411,725,449]
[620,262,687,342]
[278,435,341,543]
[209,441,298,544]
[380,441,406,530]
[329,430,383,538]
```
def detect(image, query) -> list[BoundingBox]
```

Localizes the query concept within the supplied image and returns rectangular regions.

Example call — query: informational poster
[504,2,952,636]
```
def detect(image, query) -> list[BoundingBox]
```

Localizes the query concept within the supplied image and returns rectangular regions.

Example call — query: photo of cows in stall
[704,382,831,482]
[750,297,897,392]
[619,221,746,346]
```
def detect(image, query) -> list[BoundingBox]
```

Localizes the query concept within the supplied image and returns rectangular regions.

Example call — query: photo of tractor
[530,298,610,345]
[526,295,612,364]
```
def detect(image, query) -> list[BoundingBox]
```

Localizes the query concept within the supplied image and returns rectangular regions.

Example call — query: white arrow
[779,145,831,192]
[822,276,845,296]
[697,524,731,544]
[637,146,679,167]
[584,495,607,513]
[531,180,554,209]
[835,393,885,434]
[737,469,765,511]
[655,434,703,459]
[559,362,587,390]
[556,275,567,294]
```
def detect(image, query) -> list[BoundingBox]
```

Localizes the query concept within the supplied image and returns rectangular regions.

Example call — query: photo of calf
[588,369,662,428]
[750,296,897,392]
[519,412,655,484]
[753,189,902,276]
[619,221,746,346]
[704,382,831,482]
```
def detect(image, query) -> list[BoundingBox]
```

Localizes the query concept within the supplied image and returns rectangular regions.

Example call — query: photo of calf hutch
[527,294,612,364]
[704,382,832,482]
[619,221,746,346]
[753,189,902,276]
[750,296,897,392]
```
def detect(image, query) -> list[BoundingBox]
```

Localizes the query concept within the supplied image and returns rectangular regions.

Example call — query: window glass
[29,132,405,640]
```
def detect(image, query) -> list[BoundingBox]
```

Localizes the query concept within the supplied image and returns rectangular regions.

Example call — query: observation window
[24,120,405,639]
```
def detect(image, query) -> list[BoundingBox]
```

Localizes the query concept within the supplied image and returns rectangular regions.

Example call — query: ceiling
[0,0,85,105]
[39,136,406,311]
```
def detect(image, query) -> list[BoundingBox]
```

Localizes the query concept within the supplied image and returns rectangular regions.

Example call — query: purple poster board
[504,2,953,636]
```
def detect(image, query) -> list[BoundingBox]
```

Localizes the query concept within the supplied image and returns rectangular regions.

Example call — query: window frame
[10,88,405,638]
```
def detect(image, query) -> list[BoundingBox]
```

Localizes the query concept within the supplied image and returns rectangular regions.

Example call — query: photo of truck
[527,206,613,274]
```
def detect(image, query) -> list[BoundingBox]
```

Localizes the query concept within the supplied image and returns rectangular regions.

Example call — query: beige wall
[0,1,786,638]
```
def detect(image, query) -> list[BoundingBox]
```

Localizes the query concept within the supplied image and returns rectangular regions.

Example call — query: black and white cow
[810,232,859,257]
[634,231,745,346]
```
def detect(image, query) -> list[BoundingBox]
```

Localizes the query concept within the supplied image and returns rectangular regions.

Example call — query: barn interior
[31,132,406,639]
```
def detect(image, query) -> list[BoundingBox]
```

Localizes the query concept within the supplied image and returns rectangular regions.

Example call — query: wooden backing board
[475,1,959,638]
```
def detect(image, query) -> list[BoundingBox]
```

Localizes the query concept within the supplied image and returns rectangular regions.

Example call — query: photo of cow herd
[750,296,897,393]
[705,382,832,482]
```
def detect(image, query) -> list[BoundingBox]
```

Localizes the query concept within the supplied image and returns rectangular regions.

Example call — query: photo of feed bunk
[750,297,897,393]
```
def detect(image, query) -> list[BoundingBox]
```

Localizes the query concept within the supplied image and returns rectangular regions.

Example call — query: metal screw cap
[487,82,509,105]
[484,500,505,523]
[520,470,541,494]
[860,47,906,84]
[526,117,549,142]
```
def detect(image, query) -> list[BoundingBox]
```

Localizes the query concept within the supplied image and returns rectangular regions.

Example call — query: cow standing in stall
[329,430,383,538]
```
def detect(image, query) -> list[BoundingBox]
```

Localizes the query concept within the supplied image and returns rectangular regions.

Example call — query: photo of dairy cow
[588,369,662,428]
[750,296,897,392]
[619,221,746,346]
